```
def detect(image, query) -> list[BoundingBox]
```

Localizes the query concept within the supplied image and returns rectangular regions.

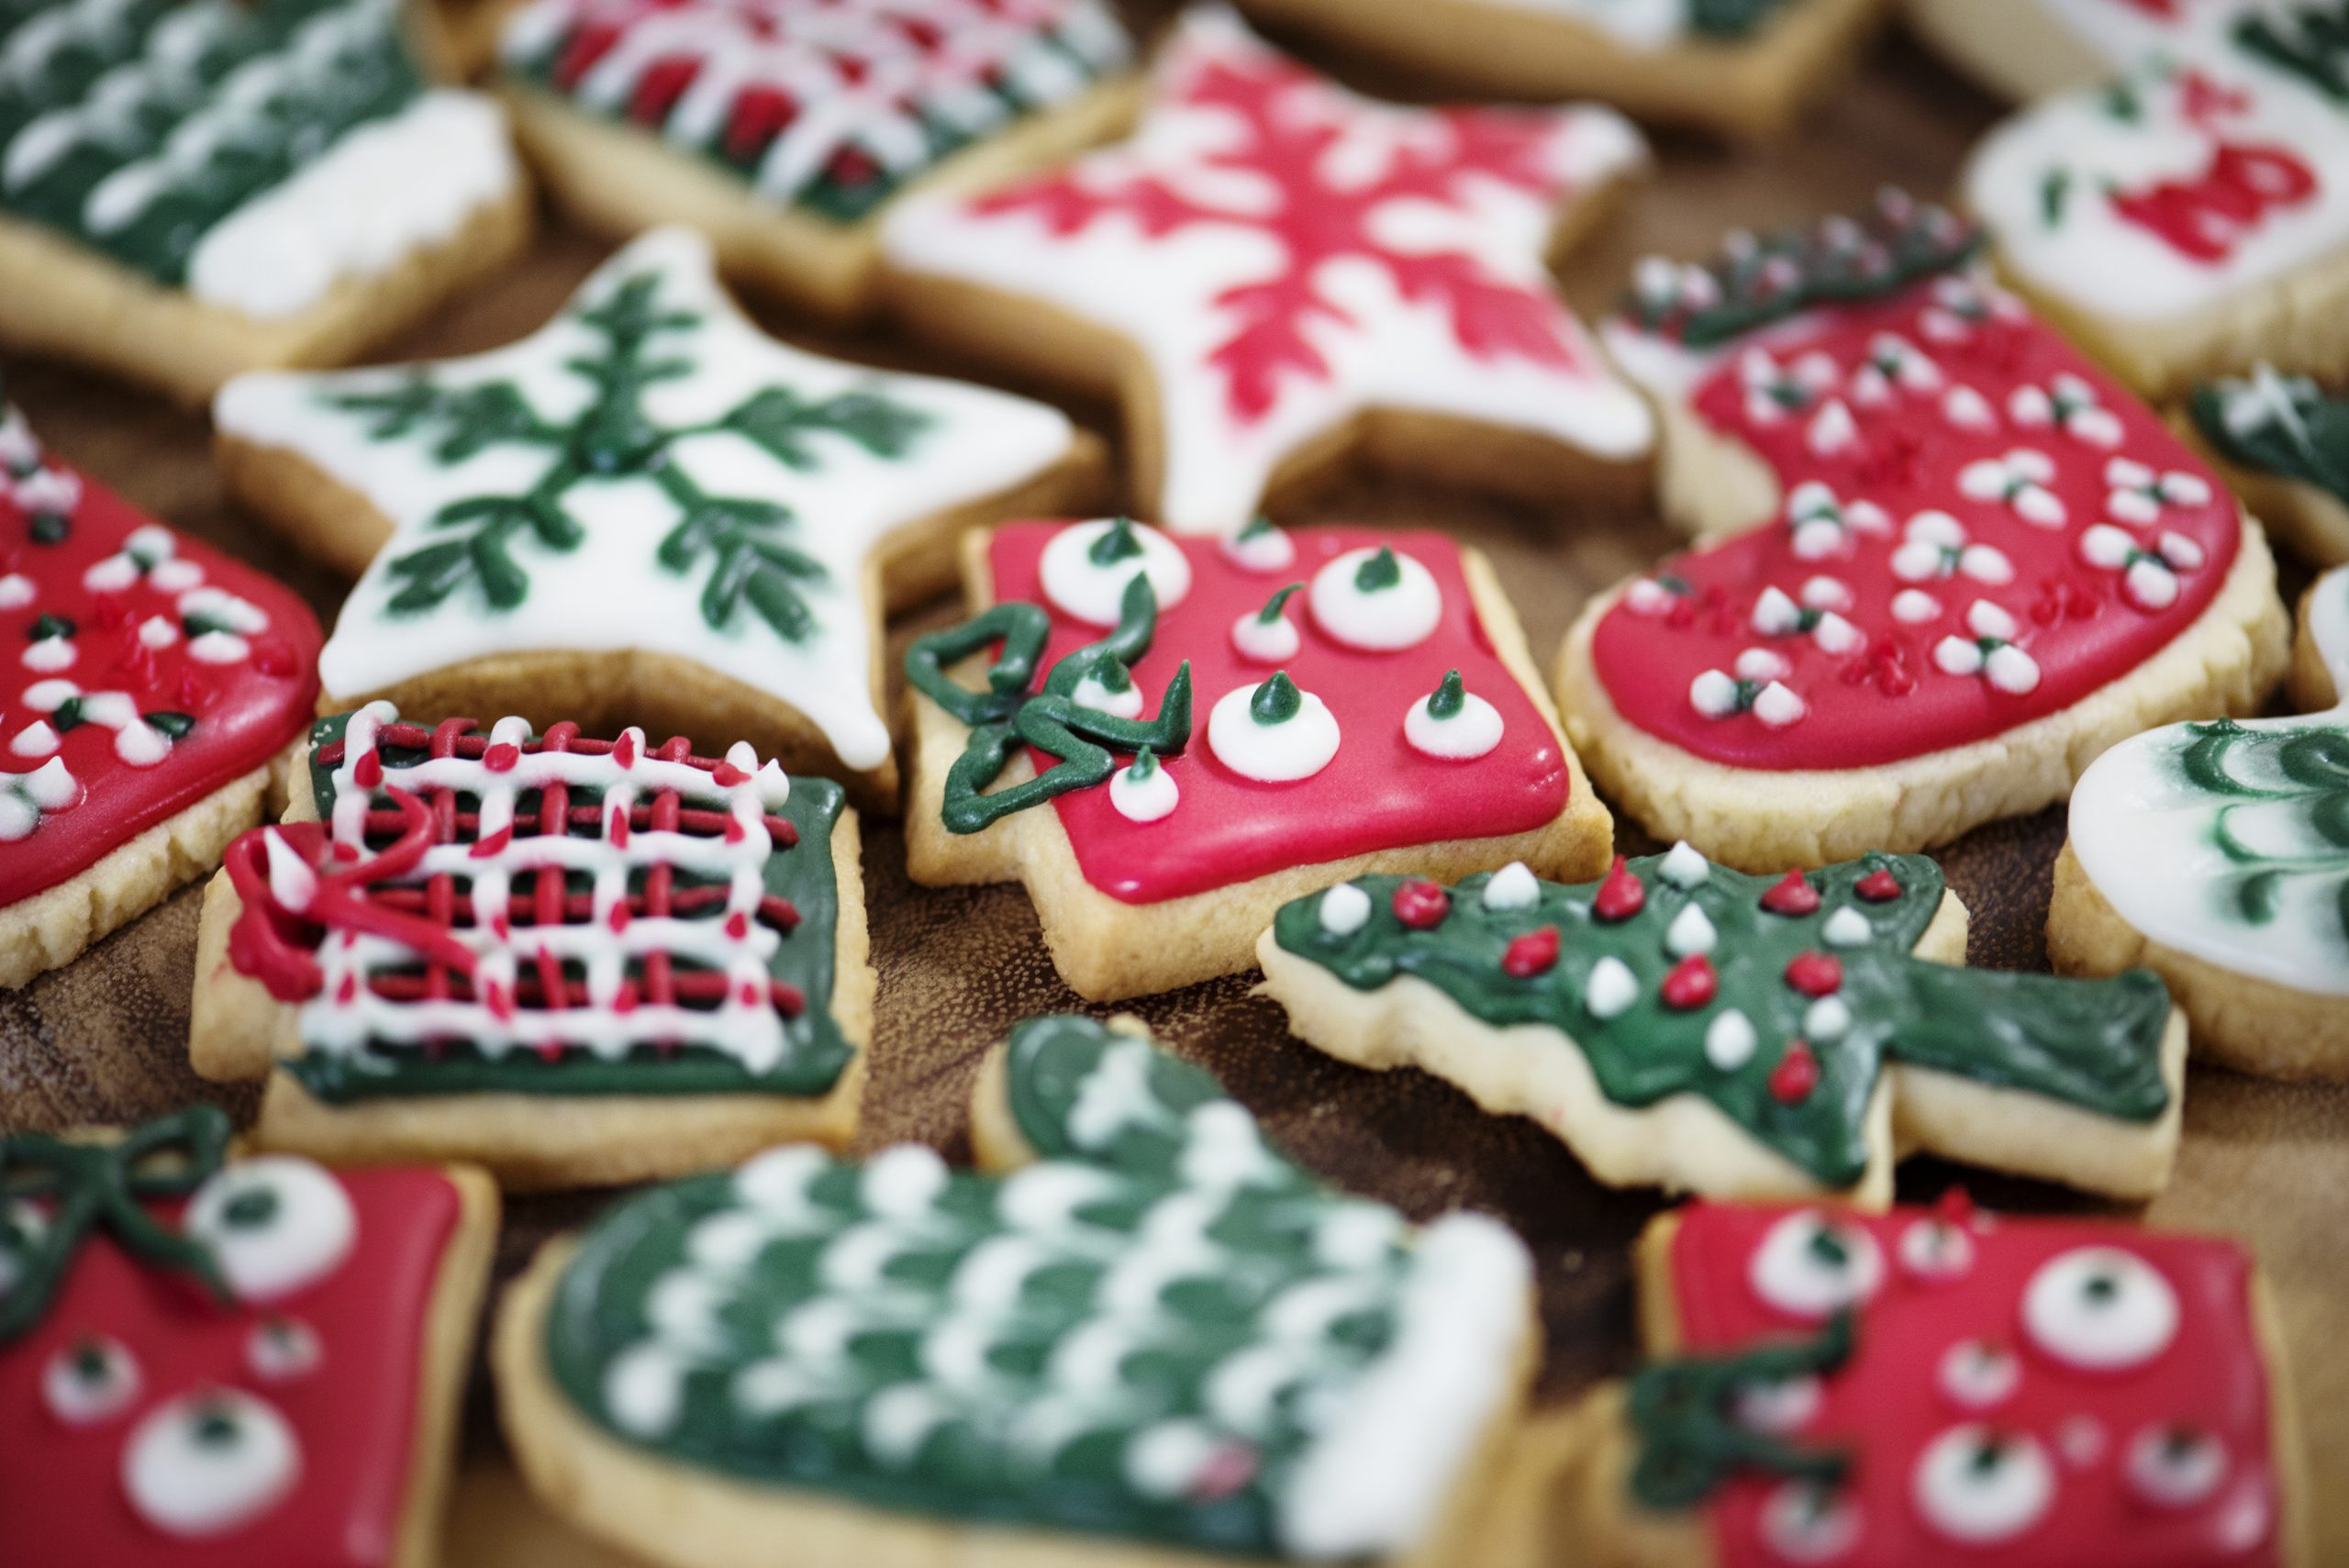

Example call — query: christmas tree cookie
[0,1106,498,1567]
[491,0,1136,321]
[2188,363,2349,565]
[2051,565,2349,1079]
[1561,194,2289,869]
[213,226,1099,808]
[1235,0,1886,140]
[0,396,323,990]
[904,517,1613,1000]
[494,1013,1536,1568]
[1573,1198,2308,1567]
[0,0,529,404]
[185,700,874,1188]
[1257,847,2186,1206]
[880,6,1655,538]
[1961,9,2349,399]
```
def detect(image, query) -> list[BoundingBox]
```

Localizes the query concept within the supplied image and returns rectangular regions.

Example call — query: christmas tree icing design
[2190,361,2349,506]
[539,1014,1531,1560]
[213,228,1079,773]
[2066,564,2349,995]
[881,6,1653,534]
[1265,849,2175,1196]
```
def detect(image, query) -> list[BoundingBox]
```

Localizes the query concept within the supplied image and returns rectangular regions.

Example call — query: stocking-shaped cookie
[1575,1198,2304,1567]
[1258,846,2184,1206]
[187,701,873,1188]
[2052,565,2349,1078]
[2188,363,2349,564]
[0,1107,497,1567]
[1,398,321,988]
[1561,194,2288,869]
[496,1013,1534,1566]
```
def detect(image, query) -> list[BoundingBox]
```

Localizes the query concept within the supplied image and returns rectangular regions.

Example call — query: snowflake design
[1738,346,1839,423]
[2009,373,2123,449]
[2080,523,2207,610]
[1691,648,1806,728]
[1849,332,1943,406]
[2103,456,2214,525]
[1956,448,2066,527]
[1750,581,1864,653]
[1889,510,2014,585]
[1785,481,1891,561]
[1933,600,2042,694]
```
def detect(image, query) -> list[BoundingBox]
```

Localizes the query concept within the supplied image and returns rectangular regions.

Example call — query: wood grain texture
[4,7,2345,1560]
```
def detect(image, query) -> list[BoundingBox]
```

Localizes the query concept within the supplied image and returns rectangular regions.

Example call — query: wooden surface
[5,6,2347,1561]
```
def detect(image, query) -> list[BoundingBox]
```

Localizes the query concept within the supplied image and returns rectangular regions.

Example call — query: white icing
[1803,995,1853,1042]
[2126,1425,2229,1507]
[1207,680,1341,783]
[247,1318,324,1382]
[1403,685,1502,760]
[1070,669,1144,718]
[1221,520,1296,572]
[1040,518,1194,627]
[1911,1426,2054,1544]
[43,1337,140,1424]
[122,1390,300,1537]
[2022,1246,2179,1371]
[1704,1008,1756,1071]
[1734,1373,1821,1436]
[0,573,31,608]
[1318,881,1371,935]
[1481,861,1540,911]
[1760,1480,1862,1563]
[1230,607,1300,663]
[1665,902,1717,958]
[1658,841,1709,888]
[215,228,1075,772]
[1936,1339,2019,1410]
[183,1156,356,1303]
[880,6,1653,534]
[1585,955,1637,1019]
[1109,758,1178,823]
[1897,1216,1974,1281]
[1821,906,1872,948]
[1748,1210,1883,1319]
[1308,547,1441,652]
[1893,588,1943,624]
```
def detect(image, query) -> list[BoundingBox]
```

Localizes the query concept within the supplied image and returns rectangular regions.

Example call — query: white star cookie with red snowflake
[881,6,1655,535]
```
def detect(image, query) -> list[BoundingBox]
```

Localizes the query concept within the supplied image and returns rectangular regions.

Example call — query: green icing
[0,0,425,286]
[2189,366,2349,508]
[1685,0,1798,39]
[2174,717,2349,943]
[1250,671,1302,725]
[541,1015,1473,1556]
[322,264,928,638]
[2235,3,2349,103]
[1625,1311,1853,1510]
[286,710,854,1103]
[1269,851,2173,1188]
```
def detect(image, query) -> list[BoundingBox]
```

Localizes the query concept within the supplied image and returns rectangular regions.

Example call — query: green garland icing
[288,711,854,1103]
[0,1107,234,1341]
[1626,1311,1853,1510]
[542,1015,1464,1555]
[0,0,424,286]
[323,266,928,637]
[1269,851,2172,1188]
[2234,3,2349,104]
[2174,717,2349,940]
[1686,0,1799,37]
[905,574,1193,835]
[2189,366,2349,508]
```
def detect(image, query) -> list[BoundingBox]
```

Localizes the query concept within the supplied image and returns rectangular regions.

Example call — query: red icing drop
[1759,869,1820,916]
[1594,855,1647,921]
[1392,879,1450,930]
[1783,951,1842,997]
[1855,868,1903,902]
[1661,954,1718,1010]
[1502,924,1560,977]
[1768,1040,1820,1103]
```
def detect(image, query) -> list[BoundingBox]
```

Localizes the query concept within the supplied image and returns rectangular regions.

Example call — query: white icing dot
[10,721,58,759]
[1803,995,1853,1042]
[2022,1248,2178,1371]
[1750,1212,1884,1319]
[1761,1480,1862,1563]
[1690,669,1742,717]
[149,558,205,594]
[184,1157,357,1304]
[1735,647,1791,682]
[1308,547,1441,651]
[1040,519,1192,626]
[1481,862,1539,911]
[21,637,74,673]
[1404,685,1502,761]
[1230,609,1300,663]
[1898,1218,1974,1281]
[1126,1418,1224,1498]
[1207,681,1341,783]
[1753,682,1807,728]
[82,554,140,594]
[1221,521,1295,573]
[122,1390,300,1538]
[1986,644,2041,695]
[1736,1374,1822,1435]
[1659,842,1709,888]
[2059,1416,2107,1468]
[114,721,171,768]
[1666,903,1718,958]
[1586,957,1638,1020]
[1070,670,1145,719]
[1705,1009,1757,1071]
[1911,1426,2054,1544]
[0,573,33,608]
[1893,589,1943,625]
[1109,758,1178,823]
[604,1342,687,1439]
[1319,883,1371,937]
[43,1337,141,1425]
[1937,1340,2020,1409]
[1821,907,1872,948]
[138,615,179,649]
[247,1318,323,1382]
[2126,1426,2228,1508]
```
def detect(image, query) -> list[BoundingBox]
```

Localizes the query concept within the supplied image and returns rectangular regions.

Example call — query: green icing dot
[1426,670,1465,720]
[1088,517,1144,565]
[1254,584,1301,625]
[1251,672,1303,725]
[1353,547,1402,592]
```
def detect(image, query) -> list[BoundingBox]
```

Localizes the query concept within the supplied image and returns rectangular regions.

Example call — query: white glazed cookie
[213,226,1102,807]
[2050,566,2349,1079]
[881,6,1655,538]
[0,0,532,404]
[491,0,1138,321]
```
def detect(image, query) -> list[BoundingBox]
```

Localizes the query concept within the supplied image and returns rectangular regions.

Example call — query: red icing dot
[353,749,384,789]
[1502,925,1560,978]
[1593,856,1645,922]
[484,742,521,773]
[1661,954,1718,1010]
[607,902,629,932]
[1855,868,1903,902]
[1770,1041,1820,1104]
[1785,951,1843,997]
[613,731,638,769]
[1760,869,1820,916]
[468,826,513,860]
[536,1040,565,1063]
[725,910,751,940]
[712,761,750,787]
[1392,879,1451,929]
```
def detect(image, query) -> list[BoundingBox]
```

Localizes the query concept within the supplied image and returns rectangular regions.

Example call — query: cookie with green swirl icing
[494,1013,1535,1566]
[1257,846,2186,1207]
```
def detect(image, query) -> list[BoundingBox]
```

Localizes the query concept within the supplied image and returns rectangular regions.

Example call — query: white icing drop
[1109,759,1179,824]
[1220,521,1296,572]
[183,1157,356,1303]
[1318,882,1371,936]
[1658,841,1709,889]
[1230,607,1301,663]
[42,1337,140,1425]
[2021,1247,2179,1371]
[1481,862,1539,911]
[1803,995,1853,1042]
[1207,681,1341,783]
[1821,907,1872,948]
[1760,1480,1862,1563]
[1748,1211,1884,1319]
[1898,1217,1974,1281]
[1705,1009,1756,1071]
[1911,1426,2054,1544]
[1585,956,1637,1020]
[1308,547,1442,652]
[2126,1425,2228,1508]
[1735,1373,1821,1435]
[1070,670,1145,718]
[122,1389,301,1537]
[1665,903,1717,958]
[1040,518,1194,626]
[1936,1340,2020,1410]
[247,1318,324,1383]
[1403,685,1502,760]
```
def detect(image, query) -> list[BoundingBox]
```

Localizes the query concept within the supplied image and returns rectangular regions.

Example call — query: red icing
[1392,879,1451,930]
[1768,1041,1820,1103]
[1784,951,1842,997]
[0,1168,462,1568]
[1664,1202,2282,1568]
[1761,870,1821,916]
[1662,954,1718,1010]
[1855,869,1904,902]
[0,456,320,906]
[988,525,1571,904]
[1502,924,1560,977]
[1595,855,1647,921]
[1591,278,2240,771]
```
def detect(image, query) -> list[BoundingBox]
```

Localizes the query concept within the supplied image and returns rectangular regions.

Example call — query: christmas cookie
[1562,195,2289,869]
[904,517,1613,1001]
[185,701,873,1189]
[1234,0,1887,140]
[213,226,1100,808]
[2188,363,2349,565]
[1256,848,2187,1207]
[494,1012,1537,1568]
[879,6,1655,538]
[0,398,322,990]
[1962,18,2349,400]
[1573,1197,2309,1567]
[0,1106,499,1568]
[492,0,1137,322]
[2049,565,2349,1080]
[1903,0,2233,101]
[0,0,530,405]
